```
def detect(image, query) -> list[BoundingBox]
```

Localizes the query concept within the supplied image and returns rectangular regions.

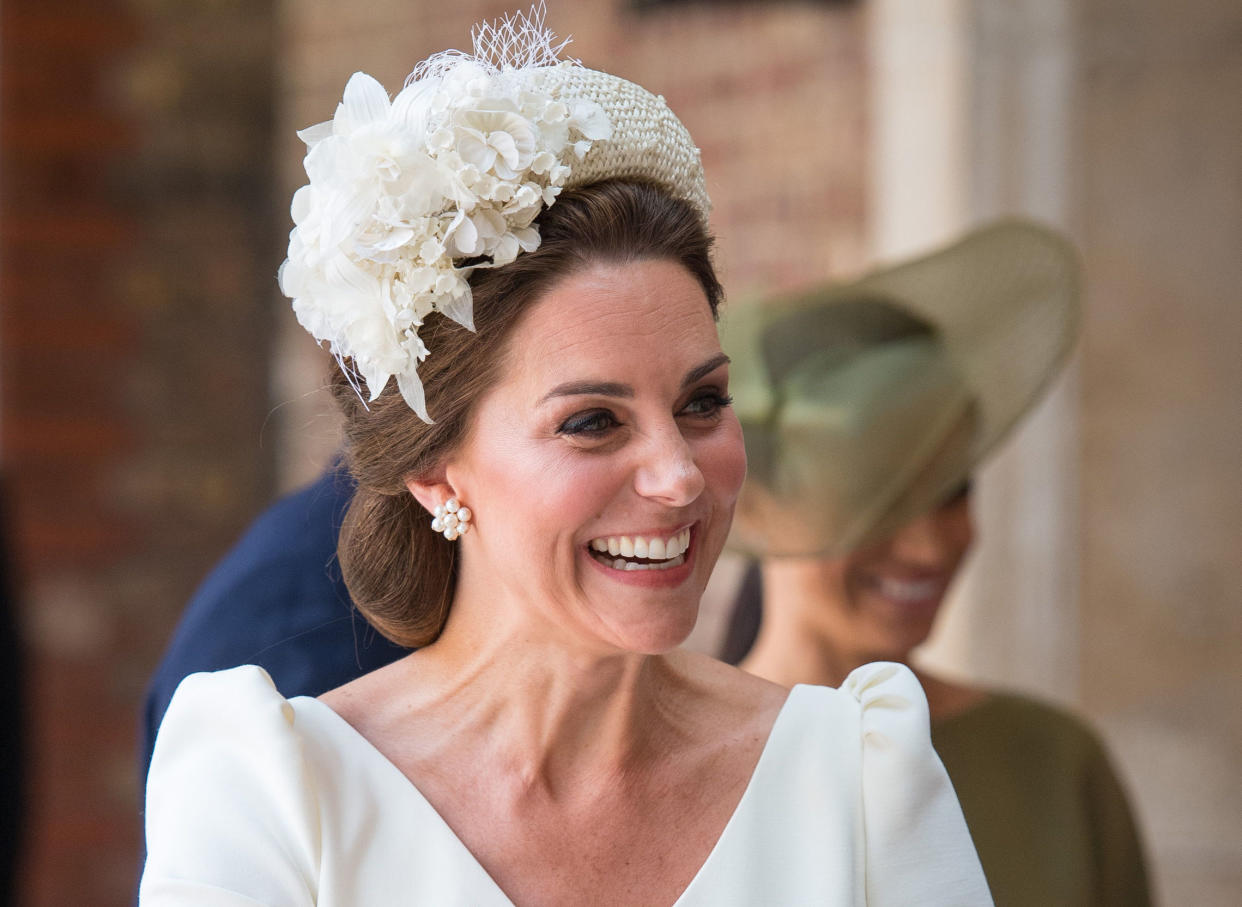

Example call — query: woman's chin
[866,622,936,664]
[622,626,697,656]
[588,598,701,656]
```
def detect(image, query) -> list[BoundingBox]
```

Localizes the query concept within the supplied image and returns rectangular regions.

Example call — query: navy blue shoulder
[139,464,405,785]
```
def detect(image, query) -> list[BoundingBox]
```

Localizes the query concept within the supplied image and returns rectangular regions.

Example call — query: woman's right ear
[403,472,451,516]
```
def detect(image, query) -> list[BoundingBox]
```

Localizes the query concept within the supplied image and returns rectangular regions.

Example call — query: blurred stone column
[946,0,1081,700]
[871,0,1082,703]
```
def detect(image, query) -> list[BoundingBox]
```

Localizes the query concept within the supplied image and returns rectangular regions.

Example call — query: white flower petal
[568,98,611,140]
[428,126,454,151]
[397,368,431,424]
[369,226,415,252]
[290,185,314,224]
[435,282,475,332]
[296,121,334,147]
[471,208,507,242]
[530,150,556,174]
[390,79,436,135]
[512,184,540,208]
[445,210,480,256]
[488,131,522,172]
[489,233,520,266]
[418,237,445,262]
[513,226,540,253]
[454,129,494,171]
[358,359,394,402]
[336,72,391,133]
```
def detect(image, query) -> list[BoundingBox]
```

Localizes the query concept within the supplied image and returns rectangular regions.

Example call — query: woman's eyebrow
[538,354,730,405]
[682,353,730,388]
[539,380,633,404]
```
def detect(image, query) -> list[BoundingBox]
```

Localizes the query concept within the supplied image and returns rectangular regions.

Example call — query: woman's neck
[741,625,985,721]
[383,591,698,793]
[740,608,869,690]
[735,559,878,688]
[733,562,988,720]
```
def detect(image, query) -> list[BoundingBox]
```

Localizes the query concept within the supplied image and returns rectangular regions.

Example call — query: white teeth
[621,555,685,571]
[588,528,693,570]
[878,577,941,602]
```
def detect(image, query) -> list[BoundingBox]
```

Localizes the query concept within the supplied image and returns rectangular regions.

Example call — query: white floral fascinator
[278,4,710,422]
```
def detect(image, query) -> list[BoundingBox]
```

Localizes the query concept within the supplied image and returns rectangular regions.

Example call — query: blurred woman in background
[721,223,1151,907]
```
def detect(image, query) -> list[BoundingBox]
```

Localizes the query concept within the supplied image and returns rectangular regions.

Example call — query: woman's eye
[557,409,619,436]
[681,392,733,419]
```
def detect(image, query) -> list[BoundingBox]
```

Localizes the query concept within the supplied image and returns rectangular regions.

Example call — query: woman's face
[442,258,746,655]
[812,487,975,661]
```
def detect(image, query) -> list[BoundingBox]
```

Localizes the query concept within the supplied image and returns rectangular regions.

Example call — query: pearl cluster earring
[430,498,472,541]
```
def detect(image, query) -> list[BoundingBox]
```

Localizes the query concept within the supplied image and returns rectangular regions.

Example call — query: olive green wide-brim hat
[722,219,1081,558]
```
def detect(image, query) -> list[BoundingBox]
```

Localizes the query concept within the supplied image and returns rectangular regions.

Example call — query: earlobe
[406,472,474,541]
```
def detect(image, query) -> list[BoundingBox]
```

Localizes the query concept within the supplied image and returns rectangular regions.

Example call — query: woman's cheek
[707,415,748,502]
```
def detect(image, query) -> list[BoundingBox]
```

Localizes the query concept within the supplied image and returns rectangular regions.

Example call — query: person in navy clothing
[139,462,406,781]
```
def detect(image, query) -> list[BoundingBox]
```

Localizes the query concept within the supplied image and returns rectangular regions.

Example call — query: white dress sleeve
[843,662,993,906]
[139,666,320,906]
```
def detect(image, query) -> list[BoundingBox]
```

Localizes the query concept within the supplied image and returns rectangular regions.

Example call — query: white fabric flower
[279,25,610,422]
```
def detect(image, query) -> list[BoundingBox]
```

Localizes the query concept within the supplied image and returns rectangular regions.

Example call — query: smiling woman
[331,182,726,652]
[419,255,744,656]
[138,8,991,906]
[721,225,1150,906]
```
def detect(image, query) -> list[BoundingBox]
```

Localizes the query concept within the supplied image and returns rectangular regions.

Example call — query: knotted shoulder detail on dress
[842,662,994,906]
[842,661,933,749]
[140,666,322,905]
[163,664,299,738]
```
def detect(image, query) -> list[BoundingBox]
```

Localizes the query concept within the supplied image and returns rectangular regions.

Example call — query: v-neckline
[294,684,811,906]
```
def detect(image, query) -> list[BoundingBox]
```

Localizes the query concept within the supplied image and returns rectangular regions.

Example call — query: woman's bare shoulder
[664,649,791,732]
[316,654,418,735]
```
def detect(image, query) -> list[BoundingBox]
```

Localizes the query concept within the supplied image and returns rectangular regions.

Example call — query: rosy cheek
[702,418,747,500]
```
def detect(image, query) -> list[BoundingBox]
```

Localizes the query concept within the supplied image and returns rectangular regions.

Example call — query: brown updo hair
[330,179,723,647]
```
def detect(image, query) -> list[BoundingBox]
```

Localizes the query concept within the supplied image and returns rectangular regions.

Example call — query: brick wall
[1,1,278,903]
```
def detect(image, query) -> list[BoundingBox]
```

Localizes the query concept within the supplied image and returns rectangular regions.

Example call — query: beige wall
[1077,1,1242,900]
[902,1,1242,902]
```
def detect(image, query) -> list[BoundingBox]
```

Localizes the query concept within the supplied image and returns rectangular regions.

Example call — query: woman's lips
[870,575,949,607]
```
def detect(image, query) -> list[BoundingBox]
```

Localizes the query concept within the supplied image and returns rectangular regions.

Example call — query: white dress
[140,662,992,906]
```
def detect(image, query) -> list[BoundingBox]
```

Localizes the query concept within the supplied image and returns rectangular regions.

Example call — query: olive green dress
[932,693,1152,907]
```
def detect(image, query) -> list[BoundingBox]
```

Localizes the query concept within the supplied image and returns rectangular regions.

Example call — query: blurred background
[0,0,1238,903]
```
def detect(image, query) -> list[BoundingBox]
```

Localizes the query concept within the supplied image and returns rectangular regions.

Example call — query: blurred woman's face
[817,487,974,661]
[444,258,746,655]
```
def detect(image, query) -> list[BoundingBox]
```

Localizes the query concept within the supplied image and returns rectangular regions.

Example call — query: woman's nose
[633,427,705,507]
[887,510,959,566]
